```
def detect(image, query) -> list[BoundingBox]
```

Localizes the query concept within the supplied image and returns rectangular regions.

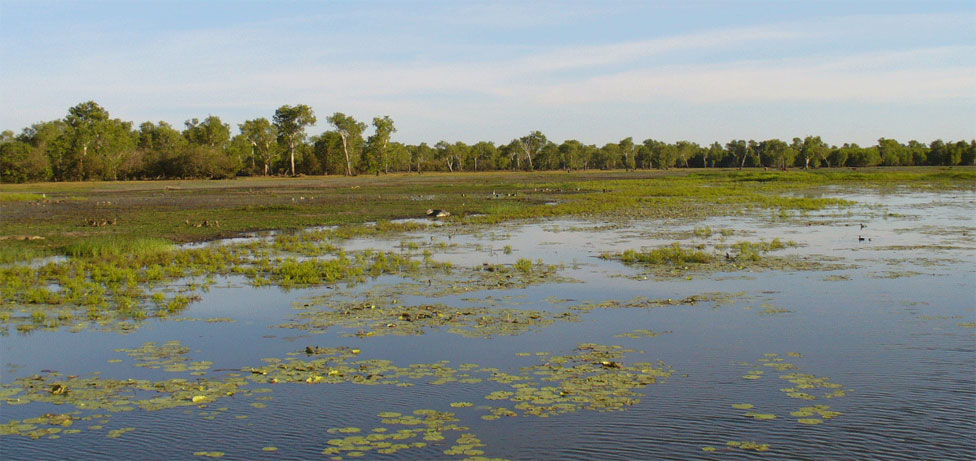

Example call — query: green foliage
[514,258,534,273]
[0,140,51,183]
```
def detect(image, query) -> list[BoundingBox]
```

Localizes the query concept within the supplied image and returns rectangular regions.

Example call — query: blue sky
[2,0,974,146]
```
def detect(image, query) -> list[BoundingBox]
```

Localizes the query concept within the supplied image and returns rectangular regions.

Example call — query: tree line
[2,101,974,183]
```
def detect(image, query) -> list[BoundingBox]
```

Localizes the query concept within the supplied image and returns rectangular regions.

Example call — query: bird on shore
[426,209,450,218]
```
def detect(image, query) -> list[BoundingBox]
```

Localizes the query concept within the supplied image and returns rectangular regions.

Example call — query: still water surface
[2,189,974,459]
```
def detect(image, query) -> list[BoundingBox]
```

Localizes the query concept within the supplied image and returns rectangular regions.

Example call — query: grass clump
[726,238,796,262]
[610,244,713,266]
[0,192,46,202]
[0,244,50,264]
[62,237,174,259]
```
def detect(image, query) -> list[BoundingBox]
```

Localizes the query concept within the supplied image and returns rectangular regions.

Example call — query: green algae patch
[743,412,777,420]
[731,403,754,410]
[113,340,211,373]
[280,300,579,339]
[570,292,748,313]
[0,368,254,438]
[479,343,673,418]
[735,353,849,431]
[193,451,225,457]
[602,237,846,279]
[727,441,770,452]
[106,427,135,438]
[322,409,478,459]
[613,329,671,339]
[791,405,843,420]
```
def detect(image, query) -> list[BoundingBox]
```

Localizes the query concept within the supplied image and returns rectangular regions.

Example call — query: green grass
[0,167,971,263]
[614,244,713,266]
[61,236,175,259]
[0,243,50,265]
[0,192,46,202]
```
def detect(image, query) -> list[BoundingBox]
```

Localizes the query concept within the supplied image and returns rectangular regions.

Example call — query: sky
[1,0,974,146]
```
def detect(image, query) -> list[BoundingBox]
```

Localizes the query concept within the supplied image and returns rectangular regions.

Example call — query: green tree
[927,140,946,165]
[515,131,547,171]
[470,141,498,171]
[797,136,828,169]
[274,104,316,176]
[560,139,585,170]
[0,137,50,183]
[387,141,411,172]
[312,131,345,175]
[845,143,880,167]
[906,140,929,165]
[674,141,699,168]
[619,137,636,170]
[327,112,366,176]
[364,116,396,174]
[945,140,965,166]
[725,140,749,168]
[963,140,976,166]
[705,142,725,168]
[597,142,621,169]
[410,142,435,173]
[877,138,907,166]
[184,116,230,149]
[182,115,237,178]
[138,121,187,178]
[240,118,277,175]
[758,139,793,169]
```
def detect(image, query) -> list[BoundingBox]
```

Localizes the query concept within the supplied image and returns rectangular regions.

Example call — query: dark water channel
[2,189,974,459]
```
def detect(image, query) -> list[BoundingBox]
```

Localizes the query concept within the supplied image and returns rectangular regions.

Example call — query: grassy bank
[1,167,972,263]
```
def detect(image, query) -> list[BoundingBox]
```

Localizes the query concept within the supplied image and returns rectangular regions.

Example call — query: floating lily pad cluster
[570,292,749,313]
[321,409,487,459]
[726,440,770,452]
[735,353,849,426]
[613,329,671,339]
[280,301,579,338]
[114,340,212,373]
[0,370,252,438]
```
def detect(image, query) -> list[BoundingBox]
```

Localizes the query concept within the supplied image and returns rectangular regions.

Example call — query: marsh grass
[0,243,49,265]
[613,244,713,266]
[62,237,175,259]
[1,168,972,261]
[0,192,45,202]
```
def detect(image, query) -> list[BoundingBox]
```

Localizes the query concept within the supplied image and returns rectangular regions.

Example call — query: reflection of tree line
[3,101,974,183]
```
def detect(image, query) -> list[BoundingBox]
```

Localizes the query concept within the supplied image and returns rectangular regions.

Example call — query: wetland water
[2,189,974,459]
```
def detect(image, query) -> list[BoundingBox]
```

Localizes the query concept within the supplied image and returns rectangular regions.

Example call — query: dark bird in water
[858,235,866,242]
[860,223,867,230]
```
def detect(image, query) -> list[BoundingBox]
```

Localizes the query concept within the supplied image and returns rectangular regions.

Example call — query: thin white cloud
[531,47,976,104]
[2,7,974,143]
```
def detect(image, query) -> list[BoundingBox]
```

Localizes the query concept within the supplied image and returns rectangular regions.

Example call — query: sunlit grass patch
[62,236,174,259]
[0,192,46,202]
[606,244,713,266]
